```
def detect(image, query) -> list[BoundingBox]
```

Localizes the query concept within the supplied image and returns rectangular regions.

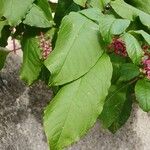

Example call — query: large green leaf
[125,0,150,15]
[44,54,112,150]
[111,0,150,29]
[73,0,87,7]
[0,0,5,17]
[0,47,9,70]
[122,33,144,64]
[23,4,53,28]
[45,12,103,86]
[0,0,34,26]
[99,83,132,132]
[20,36,43,85]
[135,79,150,112]
[99,14,130,43]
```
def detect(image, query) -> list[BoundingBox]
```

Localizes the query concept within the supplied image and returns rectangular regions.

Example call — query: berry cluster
[142,45,150,51]
[141,45,150,79]
[109,37,127,57]
[109,37,150,79]
[39,32,52,59]
[142,56,150,79]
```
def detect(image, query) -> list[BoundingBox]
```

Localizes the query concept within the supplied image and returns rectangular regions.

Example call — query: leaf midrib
[54,79,82,149]
[51,19,89,84]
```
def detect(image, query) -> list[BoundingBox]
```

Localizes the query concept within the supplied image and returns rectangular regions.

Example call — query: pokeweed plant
[0,0,150,149]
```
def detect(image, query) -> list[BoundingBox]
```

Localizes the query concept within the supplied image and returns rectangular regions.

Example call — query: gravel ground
[0,54,52,150]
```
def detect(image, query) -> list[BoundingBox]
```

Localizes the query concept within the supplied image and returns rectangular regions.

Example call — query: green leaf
[110,19,130,35]
[119,63,140,81]
[0,25,11,47]
[100,84,127,128]
[20,35,43,85]
[73,0,87,7]
[23,4,53,28]
[0,47,9,70]
[80,8,130,44]
[0,0,34,26]
[130,30,150,45]
[44,54,112,150]
[108,86,133,133]
[87,0,103,10]
[109,53,126,84]
[135,79,150,112]
[54,0,80,26]
[36,0,53,21]
[88,0,111,11]
[0,0,5,17]
[99,15,130,43]
[0,20,8,38]
[122,33,144,64]
[111,0,150,29]
[99,83,132,132]
[79,8,103,23]
[125,0,150,15]
[45,12,104,86]
[111,0,135,21]
[0,21,10,46]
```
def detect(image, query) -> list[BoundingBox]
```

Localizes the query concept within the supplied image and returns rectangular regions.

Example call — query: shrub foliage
[0,0,150,149]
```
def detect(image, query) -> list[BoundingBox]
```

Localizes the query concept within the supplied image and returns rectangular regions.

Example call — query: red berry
[109,38,127,57]
[142,56,150,79]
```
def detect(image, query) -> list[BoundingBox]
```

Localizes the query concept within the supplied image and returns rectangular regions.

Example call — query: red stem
[12,38,16,54]
[9,47,21,53]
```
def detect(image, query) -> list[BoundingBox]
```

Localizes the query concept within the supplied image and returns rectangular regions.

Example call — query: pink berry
[39,32,52,59]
